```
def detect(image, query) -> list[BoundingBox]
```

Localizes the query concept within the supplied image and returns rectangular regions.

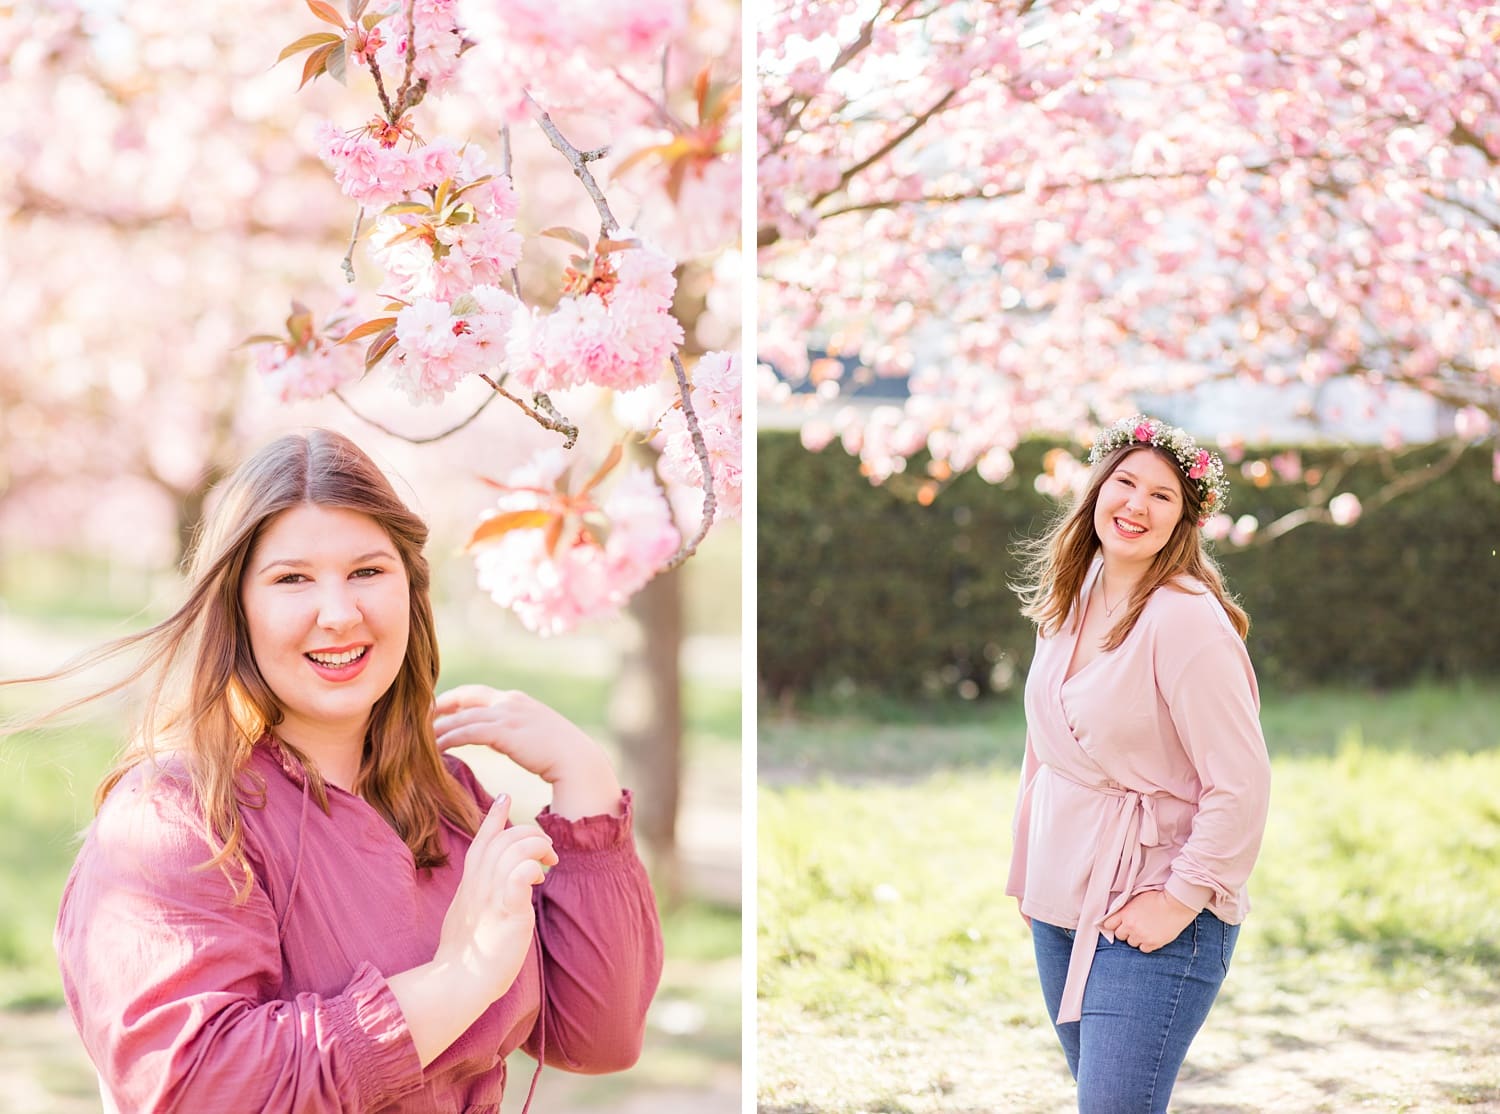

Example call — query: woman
[1007,415,1271,1113]
[27,429,662,1112]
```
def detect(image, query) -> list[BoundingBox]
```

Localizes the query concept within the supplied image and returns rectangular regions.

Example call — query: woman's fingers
[433,685,514,717]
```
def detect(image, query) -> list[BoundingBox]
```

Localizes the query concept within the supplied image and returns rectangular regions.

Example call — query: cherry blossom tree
[759,0,1499,537]
[2,0,742,889]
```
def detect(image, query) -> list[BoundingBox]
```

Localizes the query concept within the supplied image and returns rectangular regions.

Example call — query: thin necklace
[1100,574,1128,618]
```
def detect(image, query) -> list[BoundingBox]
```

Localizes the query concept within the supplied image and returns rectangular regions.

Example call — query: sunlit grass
[759,685,1500,1111]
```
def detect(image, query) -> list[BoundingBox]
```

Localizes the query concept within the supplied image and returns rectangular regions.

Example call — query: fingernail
[495,793,508,805]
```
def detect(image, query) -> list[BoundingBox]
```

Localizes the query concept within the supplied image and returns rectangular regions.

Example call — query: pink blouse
[55,738,663,1113]
[1006,562,1271,1024]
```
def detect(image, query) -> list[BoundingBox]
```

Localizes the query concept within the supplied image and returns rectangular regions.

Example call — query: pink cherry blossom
[472,449,682,635]
[1328,493,1363,527]
[506,234,684,393]
[656,350,743,520]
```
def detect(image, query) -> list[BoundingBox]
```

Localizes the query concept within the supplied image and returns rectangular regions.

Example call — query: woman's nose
[316,584,361,630]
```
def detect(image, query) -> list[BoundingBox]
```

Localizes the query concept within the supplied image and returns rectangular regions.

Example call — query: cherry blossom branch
[526,90,720,560]
[478,375,579,449]
[331,387,501,442]
[659,352,718,572]
[528,94,624,236]
[340,207,364,284]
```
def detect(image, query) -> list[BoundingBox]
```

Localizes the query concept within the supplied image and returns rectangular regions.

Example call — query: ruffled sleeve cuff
[535,789,637,863]
[331,962,425,1109]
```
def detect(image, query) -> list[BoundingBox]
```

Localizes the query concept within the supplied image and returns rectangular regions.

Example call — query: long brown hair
[6,429,481,896]
[1015,443,1249,649]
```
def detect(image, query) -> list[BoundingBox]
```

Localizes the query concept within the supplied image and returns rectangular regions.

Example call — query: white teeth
[307,647,367,667]
[1115,518,1147,534]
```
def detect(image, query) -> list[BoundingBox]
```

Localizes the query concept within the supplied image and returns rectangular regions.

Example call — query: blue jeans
[1031,910,1239,1113]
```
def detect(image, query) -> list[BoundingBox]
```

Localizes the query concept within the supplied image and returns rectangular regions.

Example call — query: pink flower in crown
[1188,449,1211,480]
[1133,421,1155,442]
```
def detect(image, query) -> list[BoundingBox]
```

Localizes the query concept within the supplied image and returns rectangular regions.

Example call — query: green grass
[759,684,1500,1110]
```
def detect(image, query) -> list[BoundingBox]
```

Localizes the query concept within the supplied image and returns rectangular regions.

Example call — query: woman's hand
[433,685,623,819]
[1100,890,1198,953]
[388,794,557,1066]
[435,794,557,999]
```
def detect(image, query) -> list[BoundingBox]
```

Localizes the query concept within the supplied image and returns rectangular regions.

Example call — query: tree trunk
[608,560,684,906]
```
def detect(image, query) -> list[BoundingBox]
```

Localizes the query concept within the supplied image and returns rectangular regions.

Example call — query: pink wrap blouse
[1006,562,1271,1024]
[55,737,663,1113]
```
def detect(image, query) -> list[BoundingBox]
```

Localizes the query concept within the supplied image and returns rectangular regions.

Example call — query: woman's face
[241,504,411,750]
[1092,448,1185,570]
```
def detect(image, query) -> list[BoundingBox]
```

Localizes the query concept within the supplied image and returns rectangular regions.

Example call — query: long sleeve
[55,770,425,1114]
[438,757,663,1075]
[527,791,663,1073]
[1159,632,1272,912]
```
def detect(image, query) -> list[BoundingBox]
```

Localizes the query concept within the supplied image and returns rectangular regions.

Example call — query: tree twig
[331,388,501,442]
[478,374,579,448]
[341,207,364,284]
[659,353,718,572]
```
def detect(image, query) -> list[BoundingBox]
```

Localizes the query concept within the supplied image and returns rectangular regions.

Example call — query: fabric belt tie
[1052,770,1169,1024]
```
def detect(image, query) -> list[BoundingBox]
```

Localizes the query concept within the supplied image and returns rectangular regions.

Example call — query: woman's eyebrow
[256,549,398,575]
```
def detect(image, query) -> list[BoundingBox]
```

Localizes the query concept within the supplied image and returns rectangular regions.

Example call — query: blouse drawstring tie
[1048,765,1170,1024]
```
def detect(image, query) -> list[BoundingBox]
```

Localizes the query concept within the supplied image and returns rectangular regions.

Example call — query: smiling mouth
[306,647,369,667]
[1114,518,1147,536]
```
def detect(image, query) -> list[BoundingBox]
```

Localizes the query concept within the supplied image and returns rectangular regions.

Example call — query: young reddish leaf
[364,327,398,369]
[276,31,342,64]
[238,334,290,349]
[465,509,556,551]
[324,36,349,85]
[597,235,642,255]
[361,11,388,29]
[382,225,433,248]
[543,515,566,556]
[580,442,624,495]
[432,178,453,214]
[337,316,398,345]
[298,42,336,90]
[347,0,369,20]
[540,226,592,252]
[450,174,495,200]
[666,157,690,204]
[305,0,348,29]
[694,64,712,120]
[612,141,681,179]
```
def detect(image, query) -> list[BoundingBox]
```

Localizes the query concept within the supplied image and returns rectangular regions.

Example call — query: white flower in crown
[1087,415,1230,525]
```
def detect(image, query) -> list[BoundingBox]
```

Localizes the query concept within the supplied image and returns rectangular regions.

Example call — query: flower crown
[1087,415,1229,525]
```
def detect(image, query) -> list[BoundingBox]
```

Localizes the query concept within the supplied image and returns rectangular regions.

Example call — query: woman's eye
[352,567,383,579]
[275,573,308,584]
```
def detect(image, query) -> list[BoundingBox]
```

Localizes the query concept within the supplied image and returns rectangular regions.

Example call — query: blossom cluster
[657,351,743,519]
[472,449,682,635]
[252,333,362,403]
[367,150,524,302]
[506,235,684,393]
[390,284,519,402]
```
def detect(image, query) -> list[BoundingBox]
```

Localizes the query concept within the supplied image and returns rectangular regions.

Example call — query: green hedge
[758,431,1500,698]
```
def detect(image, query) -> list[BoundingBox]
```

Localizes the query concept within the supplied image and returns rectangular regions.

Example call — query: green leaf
[597,235,642,255]
[381,201,435,216]
[325,36,349,85]
[276,31,342,64]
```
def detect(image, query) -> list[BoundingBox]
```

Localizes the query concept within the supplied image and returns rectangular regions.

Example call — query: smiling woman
[1007,415,1271,1114]
[3,429,662,1112]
